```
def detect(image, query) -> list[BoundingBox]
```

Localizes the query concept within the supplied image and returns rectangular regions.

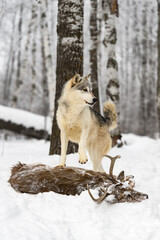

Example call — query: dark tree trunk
[157,2,160,136]
[89,0,100,112]
[49,0,84,155]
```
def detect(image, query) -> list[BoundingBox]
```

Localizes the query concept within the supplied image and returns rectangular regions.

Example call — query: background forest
[0,0,160,140]
[1,1,160,239]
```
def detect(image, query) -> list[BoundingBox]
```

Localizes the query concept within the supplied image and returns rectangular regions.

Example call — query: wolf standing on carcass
[56,74,117,172]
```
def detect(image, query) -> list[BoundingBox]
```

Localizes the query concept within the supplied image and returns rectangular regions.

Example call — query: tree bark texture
[12,3,33,109]
[89,0,100,112]
[103,0,121,141]
[8,5,24,108]
[41,21,49,118]
[157,3,160,136]
[30,3,38,113]
[40,0,54,117]
[49,0,84,155]
[139,2,148,136]
[3,12,17,105]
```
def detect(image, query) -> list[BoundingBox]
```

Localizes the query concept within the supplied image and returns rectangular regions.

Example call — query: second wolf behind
[56,74,117,172]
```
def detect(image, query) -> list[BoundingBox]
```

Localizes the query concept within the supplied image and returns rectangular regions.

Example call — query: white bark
[12,3,33,109]
[158,3,160,137]
[103,0,120,137]
[30,3,38,112]
[40,0,55,117]
[3,12,17,105]
[116,0,158,137]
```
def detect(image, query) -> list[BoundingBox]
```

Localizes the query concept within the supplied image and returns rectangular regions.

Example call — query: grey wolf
[56,74,117,172]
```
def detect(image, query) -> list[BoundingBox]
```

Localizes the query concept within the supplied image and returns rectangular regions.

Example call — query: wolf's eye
[83,88,88,92]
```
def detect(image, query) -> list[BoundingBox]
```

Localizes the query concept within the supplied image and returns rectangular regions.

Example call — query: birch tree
[15,4,23,104]
[146,2,158,138]
[49,0,84,155]
[157,1,160,136]
[12,2,33,109]
[3,12,17,105]
[40,0,55,117]
[103,0,121,143]
[89,0,100,112]
[30,2,38,112]
[40,2,49,122]
[139,2,148,136]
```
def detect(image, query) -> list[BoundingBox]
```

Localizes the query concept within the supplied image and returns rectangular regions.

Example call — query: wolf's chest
[68,125,82,143]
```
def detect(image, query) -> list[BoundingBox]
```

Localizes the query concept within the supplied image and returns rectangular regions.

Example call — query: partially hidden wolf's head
[69,74,97,107]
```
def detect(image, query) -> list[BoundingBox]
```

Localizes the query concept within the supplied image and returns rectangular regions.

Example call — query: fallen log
[8,158,148,204]
[0,119,50,140]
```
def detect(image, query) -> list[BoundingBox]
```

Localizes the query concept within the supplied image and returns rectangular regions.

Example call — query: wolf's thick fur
[56,74,117,172]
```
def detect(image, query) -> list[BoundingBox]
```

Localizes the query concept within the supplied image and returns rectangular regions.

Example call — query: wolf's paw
[79,156,88,164]
[55,164,66,169]
[58,164,66,167]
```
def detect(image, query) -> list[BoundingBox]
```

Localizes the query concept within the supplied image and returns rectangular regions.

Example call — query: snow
[0,134,160,240]
[0,105,52,134]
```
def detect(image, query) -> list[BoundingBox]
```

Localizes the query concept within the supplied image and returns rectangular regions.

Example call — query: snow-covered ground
[0,134,160,240]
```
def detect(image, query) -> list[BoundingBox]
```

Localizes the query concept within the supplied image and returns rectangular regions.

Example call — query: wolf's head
[70,74,97,107]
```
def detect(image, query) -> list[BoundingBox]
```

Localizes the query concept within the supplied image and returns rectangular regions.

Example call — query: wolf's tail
[103,102,117,130]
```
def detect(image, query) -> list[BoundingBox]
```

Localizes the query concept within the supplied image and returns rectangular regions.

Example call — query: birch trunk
[40,0,54,117]
[123,0,130,131]
[157,2,160,136]
[30,3,38,112]
[147,3,158,138]
[15,4,23,97]
[139,2,148,136]
[41,18,49,118]
[3,12,16,105]
[11,5,23,107]
[130,0,140,133]
[12,3,33,108]
[89,0,100,112]
[103,0,121,141]
[49,0,84,155]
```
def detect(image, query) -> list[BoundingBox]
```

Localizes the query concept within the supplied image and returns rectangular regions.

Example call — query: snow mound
[0,105,52,133]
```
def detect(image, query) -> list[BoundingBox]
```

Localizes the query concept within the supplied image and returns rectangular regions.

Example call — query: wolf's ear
[71,74,81,87]
[85,74,91,81]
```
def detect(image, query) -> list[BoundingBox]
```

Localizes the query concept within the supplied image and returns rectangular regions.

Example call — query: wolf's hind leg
[97,161,105,172]
[88,148,105,172]
[92,157,105,172]
[59,129,68,166]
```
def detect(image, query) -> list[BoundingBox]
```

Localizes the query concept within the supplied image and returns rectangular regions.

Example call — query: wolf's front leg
[60,129,68,166]
[78,129,88,164]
